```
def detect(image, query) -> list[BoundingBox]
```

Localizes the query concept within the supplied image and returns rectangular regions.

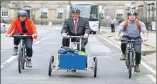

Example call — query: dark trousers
[14,37,33,57]
[111,24,115,32]
[62,37,88,51]
[121,36,142,64]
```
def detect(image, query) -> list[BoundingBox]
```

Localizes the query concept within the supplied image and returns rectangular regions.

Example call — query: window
[40,8,48,18]
[116,14,123,19]
[1,7,8,17]
[57,13,63,19]
[90,5,99,20]
[57,8,64,19]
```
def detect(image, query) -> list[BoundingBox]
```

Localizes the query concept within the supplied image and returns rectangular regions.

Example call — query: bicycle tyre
[18,48,23,73]
[48,56,54,76]
[22,47,26,69]
[94,57,97,78]
[128,52,133,78]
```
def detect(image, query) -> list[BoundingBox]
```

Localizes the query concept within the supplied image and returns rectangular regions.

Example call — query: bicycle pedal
[26,64,32,68]
[27,66,32,68]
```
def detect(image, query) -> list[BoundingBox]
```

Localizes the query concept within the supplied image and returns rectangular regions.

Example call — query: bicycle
[48,35,97,78]
[11,34,32,73]
[121,39,142,78]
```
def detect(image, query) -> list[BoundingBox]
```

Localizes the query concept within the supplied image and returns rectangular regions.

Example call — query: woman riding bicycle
[6,10,38,67]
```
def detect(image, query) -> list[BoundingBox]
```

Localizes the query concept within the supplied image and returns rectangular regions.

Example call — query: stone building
[1,1,133,25]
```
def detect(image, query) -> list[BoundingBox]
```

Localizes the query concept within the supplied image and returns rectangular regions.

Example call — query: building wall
[1,1,132,24]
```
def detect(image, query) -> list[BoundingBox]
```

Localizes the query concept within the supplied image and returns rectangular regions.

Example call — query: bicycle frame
[19,38,26,60]
[69,36,82,50]
[125,41,135,67]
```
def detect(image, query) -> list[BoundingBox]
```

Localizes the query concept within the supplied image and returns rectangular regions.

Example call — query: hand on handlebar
[62,33,68,37]
[115,36,121,41]
[143,37,148,42]
[6,34,11,37]
[83,33,89,38]
[32,34,37,37]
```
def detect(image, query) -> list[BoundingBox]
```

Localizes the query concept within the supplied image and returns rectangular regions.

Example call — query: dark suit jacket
[61,17,91,36]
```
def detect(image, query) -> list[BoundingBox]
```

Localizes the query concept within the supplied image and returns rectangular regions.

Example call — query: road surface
[1,25,156,84]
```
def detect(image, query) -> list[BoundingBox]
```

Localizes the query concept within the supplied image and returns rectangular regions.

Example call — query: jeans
[14,37,33,57]
[121,36,142,64]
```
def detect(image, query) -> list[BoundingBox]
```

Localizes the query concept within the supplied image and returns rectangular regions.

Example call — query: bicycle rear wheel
[128,52,133,78]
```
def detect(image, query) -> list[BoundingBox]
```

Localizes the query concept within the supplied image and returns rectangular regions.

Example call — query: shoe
[26,57,32,68]
[12,47,18,56]
[120,54,126,60]
[135,64,140,72]
[81,48,86,52]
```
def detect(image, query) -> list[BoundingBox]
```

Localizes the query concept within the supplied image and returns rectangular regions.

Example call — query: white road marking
[1,65,4,68]
[40,35,52,41]
[1,34,53,68]
[142,56,156,66]
[147,75,156,83]
[5,56,17,63]
[97,34,156,83]
[34,41,42,45]
[141,61,156,75]
[1,50,5,53]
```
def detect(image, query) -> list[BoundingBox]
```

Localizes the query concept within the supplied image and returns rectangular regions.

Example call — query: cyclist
[116,11,148,72]
[61,8,91,52]
[6,10,38,67]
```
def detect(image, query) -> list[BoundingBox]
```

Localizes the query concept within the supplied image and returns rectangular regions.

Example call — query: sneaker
[26,57,32,68]
[120,54,126,60]
[135,64,140,72]
[12,47,18,56]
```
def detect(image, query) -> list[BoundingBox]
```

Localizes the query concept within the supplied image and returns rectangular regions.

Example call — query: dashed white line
[5,56,17,63]
[141,61,156,75]
[34,41,42,45]
[147,75,156,83]
[40,35,51,41]
[143,56,156,66]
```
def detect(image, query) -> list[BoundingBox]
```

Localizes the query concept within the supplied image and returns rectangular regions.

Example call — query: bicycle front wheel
[128,52,133,78]
[18,48,23,73]
[22,47,26,69]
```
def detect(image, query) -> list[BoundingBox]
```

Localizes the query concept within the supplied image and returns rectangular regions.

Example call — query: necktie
[74,19,78,33]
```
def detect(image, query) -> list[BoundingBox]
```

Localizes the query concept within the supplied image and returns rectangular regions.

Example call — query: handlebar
[11,34,32,38]
[66,35,83,38]
[121,39,143,42]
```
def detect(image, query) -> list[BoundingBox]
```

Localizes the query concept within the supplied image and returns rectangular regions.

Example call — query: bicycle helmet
[127,11,138,16]
[71,8,80,14]
[18,10,28,17]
